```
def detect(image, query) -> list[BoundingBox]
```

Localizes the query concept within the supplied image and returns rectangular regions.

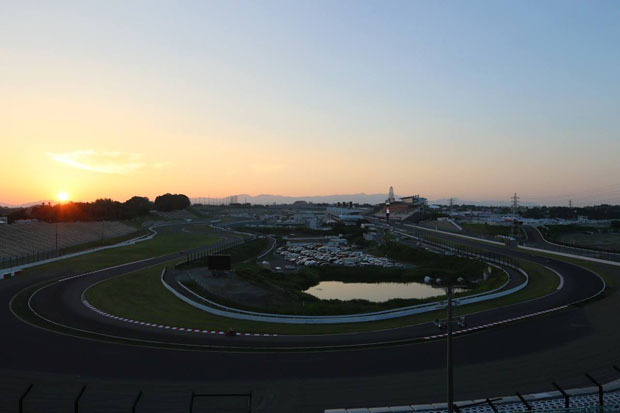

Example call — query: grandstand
[0,221,138,262]
[374,202,420,221]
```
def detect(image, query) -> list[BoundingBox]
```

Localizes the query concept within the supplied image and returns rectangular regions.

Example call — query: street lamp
[433,277,466,413]
[444,284,456,413]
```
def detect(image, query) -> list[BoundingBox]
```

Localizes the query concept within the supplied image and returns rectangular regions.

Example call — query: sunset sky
[3,1,620,206]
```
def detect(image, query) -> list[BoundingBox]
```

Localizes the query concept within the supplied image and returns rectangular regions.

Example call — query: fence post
[552,381,570,408]
[19,384,33,413]
[585,373,604,406]
[75,385,86,412]
[485,398,498,413]
[132,391,142,413]
[516,392,531,411]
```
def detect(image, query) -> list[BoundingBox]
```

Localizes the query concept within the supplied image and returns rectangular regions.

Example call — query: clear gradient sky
[2,1,620,206]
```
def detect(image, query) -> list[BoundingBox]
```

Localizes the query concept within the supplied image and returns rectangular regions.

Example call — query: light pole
[445,285,455,413]
[432,278,466,413]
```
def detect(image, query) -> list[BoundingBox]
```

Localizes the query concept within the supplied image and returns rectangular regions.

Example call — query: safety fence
[181,238,246,265]
[11,383,252,412]
[326,368,620,413]
[0,249,61,271]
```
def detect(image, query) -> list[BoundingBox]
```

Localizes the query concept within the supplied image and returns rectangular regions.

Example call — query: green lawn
[555,232,620,253]
[539,224,620,253]
[461,223,512,237]
[84,254,558,335]
[23,224,222,275]
[59,228,150,255]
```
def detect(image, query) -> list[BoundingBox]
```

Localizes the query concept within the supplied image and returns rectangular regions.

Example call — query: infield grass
[23,224,222,275]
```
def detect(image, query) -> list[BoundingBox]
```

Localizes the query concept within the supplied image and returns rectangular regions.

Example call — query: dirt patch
[175,267,292,310]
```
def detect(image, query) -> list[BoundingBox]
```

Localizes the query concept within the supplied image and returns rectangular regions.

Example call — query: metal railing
[1,248,61,271]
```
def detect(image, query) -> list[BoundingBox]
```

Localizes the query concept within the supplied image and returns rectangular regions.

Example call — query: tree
[124,196,152,217]
[154,193,190,212]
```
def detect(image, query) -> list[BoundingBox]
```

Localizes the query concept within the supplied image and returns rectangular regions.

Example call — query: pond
[304,281,461,302]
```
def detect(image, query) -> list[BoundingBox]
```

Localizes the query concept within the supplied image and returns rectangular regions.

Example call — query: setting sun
[57,191,69,202]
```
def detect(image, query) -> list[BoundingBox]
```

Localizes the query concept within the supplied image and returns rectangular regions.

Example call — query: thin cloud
[47,150,158,174]
[152,161,172,169]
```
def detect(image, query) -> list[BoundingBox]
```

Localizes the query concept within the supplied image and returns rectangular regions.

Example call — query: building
[399,195,428,206]
[326,207,366,224]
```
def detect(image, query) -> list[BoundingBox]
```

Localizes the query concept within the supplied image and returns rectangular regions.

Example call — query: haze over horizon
[3,1,620,206]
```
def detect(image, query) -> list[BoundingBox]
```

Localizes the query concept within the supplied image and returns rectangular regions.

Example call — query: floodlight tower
[385,200,390,223]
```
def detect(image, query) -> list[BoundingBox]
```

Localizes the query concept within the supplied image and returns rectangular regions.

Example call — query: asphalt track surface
[0,222,615,411]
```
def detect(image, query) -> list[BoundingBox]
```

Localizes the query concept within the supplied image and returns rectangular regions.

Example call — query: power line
[526,183,620,203]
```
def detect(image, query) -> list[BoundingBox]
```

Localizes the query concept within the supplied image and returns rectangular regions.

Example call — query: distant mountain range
[0,200,53,208]
[194,193,395,205]
[432,198,541,207]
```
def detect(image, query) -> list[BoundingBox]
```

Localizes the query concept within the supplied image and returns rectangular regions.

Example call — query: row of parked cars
[275,244,404,268]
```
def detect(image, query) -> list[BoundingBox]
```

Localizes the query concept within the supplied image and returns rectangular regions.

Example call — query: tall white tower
[388,186,395,203]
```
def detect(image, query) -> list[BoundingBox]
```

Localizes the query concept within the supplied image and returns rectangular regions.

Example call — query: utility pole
[449,197,454,215]
[569,200,572,208]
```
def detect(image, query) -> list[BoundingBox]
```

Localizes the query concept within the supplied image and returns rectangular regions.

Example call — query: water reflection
[304,281,461,302]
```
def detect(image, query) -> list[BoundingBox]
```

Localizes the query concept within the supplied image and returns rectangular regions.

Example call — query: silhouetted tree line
[153,193,190,212]
[522,205,620,220]
[6,193,190,223]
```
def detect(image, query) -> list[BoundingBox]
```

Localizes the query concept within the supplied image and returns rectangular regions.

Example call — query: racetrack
[2,221,618,412]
